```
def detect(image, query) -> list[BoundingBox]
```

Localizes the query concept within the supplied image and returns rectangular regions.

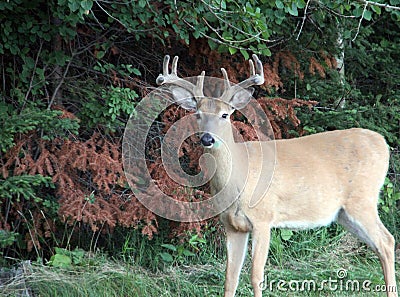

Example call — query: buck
[156,54,397,297]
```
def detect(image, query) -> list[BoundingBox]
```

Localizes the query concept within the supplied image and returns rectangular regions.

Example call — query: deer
[156,54,397,297]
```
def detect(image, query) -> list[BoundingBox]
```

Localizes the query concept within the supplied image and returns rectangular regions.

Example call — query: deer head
[156,54,265,148]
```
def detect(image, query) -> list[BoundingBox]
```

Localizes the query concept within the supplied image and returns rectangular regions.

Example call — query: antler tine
[236,54,264,90]
[221,68,231,88]
[248,59,255,76]
[156,55,203,96]
[156,55,171,85]
[163,55,171,75]
[220,54,264,102]
[171,56,179,75]
[219,68,233,101]
[193,71,205,98]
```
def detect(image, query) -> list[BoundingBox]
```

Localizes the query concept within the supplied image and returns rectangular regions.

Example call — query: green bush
[79,85,138,131]
[0,102,79,152]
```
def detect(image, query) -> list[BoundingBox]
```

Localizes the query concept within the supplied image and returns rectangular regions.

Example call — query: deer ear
[171,86,197,111]
[229,87,254,110]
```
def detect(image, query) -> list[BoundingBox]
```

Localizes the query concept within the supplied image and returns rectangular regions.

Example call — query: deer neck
[206,132,247,196]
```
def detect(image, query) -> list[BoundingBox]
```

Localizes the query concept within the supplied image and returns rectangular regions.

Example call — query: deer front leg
[224,226,249,297]
[251,225,271,297]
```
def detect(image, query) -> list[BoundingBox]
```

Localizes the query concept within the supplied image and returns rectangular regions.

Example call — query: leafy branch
[361,0,400,11]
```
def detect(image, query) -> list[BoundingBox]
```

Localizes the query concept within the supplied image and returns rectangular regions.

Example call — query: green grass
[2,226,399,297]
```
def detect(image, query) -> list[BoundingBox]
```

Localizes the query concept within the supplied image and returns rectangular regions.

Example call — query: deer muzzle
[200,132,215,147]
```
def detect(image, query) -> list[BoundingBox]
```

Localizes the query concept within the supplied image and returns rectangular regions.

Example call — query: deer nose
[200,133,215,147]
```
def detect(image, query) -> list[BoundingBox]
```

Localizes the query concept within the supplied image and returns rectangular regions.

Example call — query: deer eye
[221,113,229,119]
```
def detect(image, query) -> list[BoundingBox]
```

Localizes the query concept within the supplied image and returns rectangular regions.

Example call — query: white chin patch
[203,141,220,149]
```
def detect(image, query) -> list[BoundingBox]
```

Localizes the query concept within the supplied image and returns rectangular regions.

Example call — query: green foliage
[159,244,189,264]
[115,223,222,273]
[298,12,400,147]
[93,62,141,77]
[159,234,206,265]
[380,177,400,214]
[118,228,164,271]
[79,85,138,131]
[42,0,394,59]
[346,18,400,99]
[0,0,88,56]
[0,174,58,259]
[300,101,400,146]
[0,174,54,203]
[48,247,86,268]
[0,102,79,152]
[0,230,18,249]
[279,229,294,241]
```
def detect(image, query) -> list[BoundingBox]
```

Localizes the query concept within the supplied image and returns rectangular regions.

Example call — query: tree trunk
[49,17,64,108]
[335,21,346,109]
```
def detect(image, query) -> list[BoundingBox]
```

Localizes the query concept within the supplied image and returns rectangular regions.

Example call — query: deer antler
[220,54,264,101]
[156,55,205,98]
